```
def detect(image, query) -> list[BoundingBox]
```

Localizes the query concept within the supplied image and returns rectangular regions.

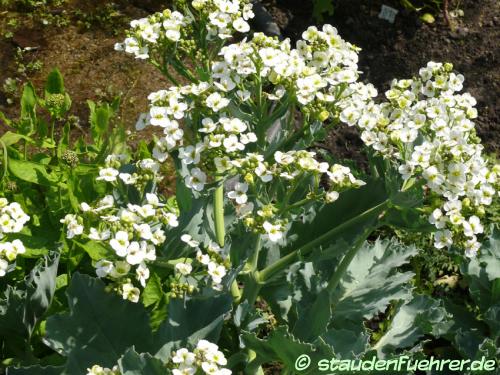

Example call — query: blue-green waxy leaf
[241,326,334,375]
[373,295,452,357]
[155,293,232,351]
[118,348,166,375]
[331,239,418,332]
[7,365,64,374]
[44,273,154,374]
[2,253,60,370]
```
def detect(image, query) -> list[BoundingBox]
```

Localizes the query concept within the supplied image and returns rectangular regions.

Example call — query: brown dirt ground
[0,1,170,138]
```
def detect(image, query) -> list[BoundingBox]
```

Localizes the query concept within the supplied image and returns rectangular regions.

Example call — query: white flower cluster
[115,0,254,60]
[86,365,120,375]
[177,234,230,291]
[115,9,187,59]
[216,26,362,108]
[344,62,499,256]
[192,0,254,38]
[226,151,365,242]
[96,154,163,187]
[86,339,229,375]
[0,198,29,277]
[62,158,179,302]
[171,339,231,375]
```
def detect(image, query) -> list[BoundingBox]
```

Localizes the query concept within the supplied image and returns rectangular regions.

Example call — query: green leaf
[7,365,64,374]
[21,83,37,121]
[24,252,60,333]
[154,293,232,358]
[461,228,500,310]
[44,273,154,374]
[0,252,59,359]
[373,295,451,357]
[241,326,333,374]
[89,101,113,140]
[73,240,110,261]
[331,239,418,332]
[0,132,33,147]
[8,159,55,186]
[45,69,65,95]
[312,0,334,22]
[118,348,166,375]
[161,199,206,260]
[142,273,163,308]
[321,328,370,358]
[280,179,388,263]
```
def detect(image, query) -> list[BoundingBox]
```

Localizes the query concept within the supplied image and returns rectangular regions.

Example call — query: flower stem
[259,199,390,283]
[214,179,242,302]
[214,181,225,248]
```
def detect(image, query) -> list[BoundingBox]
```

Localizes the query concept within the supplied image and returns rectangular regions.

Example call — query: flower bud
[318,110,330,121]
[244,173,254,184]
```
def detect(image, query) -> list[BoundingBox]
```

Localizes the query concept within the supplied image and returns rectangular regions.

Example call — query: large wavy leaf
[44,273,154,374]
[331,239,418,332]
[373,295,451,357]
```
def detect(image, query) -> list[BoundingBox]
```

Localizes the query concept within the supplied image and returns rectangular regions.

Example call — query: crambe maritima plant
[2,0,499,374]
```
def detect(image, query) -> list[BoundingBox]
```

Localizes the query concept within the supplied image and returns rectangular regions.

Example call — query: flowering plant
[1,1,498,374]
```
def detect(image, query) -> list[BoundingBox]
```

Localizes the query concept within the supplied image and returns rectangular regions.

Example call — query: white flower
[163,212,179,227]
[60,214,84,239]
[126,241,147,265]
[227,182,248,204]
[197,250,210,265]
[206,92,230,112]
[434,230,453,249]
[325,191,340,203]
[428,209,447,229]
[233,17,250,32]
[207,261,227,284]
[96,168,119,182]
[110,231,130,257]
[121,282,140,303]
[205,350,228,366]
[181,234,200,247]
[0,258,7,277]
[263,221,283,242]
[136,262,150,287]
[175,262,193,275]
[462,215,483,237]
[134,223,152,240]
[95,259,114,278]
[119,173,137,185]
[179,145,203,165]
[109,260,131,278]
[223,135,244,153]
[185,168,207,191]
[172,348,196,365]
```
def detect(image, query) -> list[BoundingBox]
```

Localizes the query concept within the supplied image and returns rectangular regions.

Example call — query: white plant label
[379,5,399,23]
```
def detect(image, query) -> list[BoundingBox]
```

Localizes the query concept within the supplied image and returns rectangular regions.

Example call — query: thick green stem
[214,179,242,302]
[259,199,390,283]
[214,181,225,248]
[231,280,241,304]
[246,235,262,272]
